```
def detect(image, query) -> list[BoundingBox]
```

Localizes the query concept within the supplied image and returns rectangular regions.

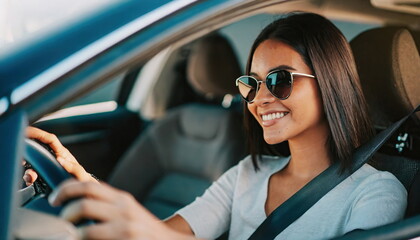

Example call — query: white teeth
[262,112,287,121]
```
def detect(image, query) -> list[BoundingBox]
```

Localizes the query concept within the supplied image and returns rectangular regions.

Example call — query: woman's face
[247,39,327,145]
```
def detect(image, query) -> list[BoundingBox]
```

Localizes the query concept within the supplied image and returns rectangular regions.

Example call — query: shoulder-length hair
[244,12,374,171]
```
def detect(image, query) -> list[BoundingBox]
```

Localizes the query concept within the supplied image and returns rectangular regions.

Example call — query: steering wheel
[19,138,74,215]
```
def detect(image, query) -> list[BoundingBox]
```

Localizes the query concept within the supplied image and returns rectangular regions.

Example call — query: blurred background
[0,0,116,48]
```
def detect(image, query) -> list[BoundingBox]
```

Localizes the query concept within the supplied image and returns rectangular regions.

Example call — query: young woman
[26,12,406,239]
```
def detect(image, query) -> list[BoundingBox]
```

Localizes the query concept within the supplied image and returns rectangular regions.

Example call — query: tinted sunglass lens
[266,70,292,99]
[237,77,258,102]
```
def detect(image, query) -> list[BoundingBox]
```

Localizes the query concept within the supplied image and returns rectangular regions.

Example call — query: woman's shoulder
[348,164,407,197]
[354,164,403,184]
[337,164,408,232]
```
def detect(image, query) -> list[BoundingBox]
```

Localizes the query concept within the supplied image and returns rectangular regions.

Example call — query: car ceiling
[266,0,420,30]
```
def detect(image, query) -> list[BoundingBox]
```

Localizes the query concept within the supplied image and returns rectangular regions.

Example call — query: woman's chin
[263,134,284,145]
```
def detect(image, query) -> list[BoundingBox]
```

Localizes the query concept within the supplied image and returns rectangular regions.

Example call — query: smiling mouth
[261,112,289,121]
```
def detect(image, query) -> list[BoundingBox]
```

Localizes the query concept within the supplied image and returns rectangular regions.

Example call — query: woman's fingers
[26,127,95,182]
[77,223,117,240]
[26,127,76,163]
[60,198,119,223]
[78,222,148,240]
[55,157,92,182]
[26,127,65,154]
[51,180,149,239]
[49,180,121,206]
[78,221,193,240]
[49,179,190,240]
[23,169,38,186]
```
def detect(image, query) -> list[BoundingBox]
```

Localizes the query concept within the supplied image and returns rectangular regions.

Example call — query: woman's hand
[24,127,97,185]
[49,179,195,240]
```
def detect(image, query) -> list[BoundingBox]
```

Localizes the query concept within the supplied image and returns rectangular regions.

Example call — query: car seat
[350,27,420,217]
[107,33,246,219]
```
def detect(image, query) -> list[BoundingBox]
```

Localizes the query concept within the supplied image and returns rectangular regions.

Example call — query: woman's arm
[165,214,195,236]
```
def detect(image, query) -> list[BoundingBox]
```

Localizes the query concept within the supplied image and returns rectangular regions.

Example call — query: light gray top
[177,155,407,240]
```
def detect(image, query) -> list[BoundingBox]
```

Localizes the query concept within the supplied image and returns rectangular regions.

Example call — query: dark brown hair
[244,12,374,171]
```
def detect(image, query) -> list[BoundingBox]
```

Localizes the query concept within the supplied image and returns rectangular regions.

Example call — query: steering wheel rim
[21,139,97,228]
[19,139,74,215]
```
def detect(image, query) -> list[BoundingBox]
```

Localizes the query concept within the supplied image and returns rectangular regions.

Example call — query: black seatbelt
[249,105,420,240]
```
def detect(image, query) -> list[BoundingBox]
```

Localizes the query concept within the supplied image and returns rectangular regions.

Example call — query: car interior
[23,0,420,238]
[107,33,247,220]
[351,26,420,218]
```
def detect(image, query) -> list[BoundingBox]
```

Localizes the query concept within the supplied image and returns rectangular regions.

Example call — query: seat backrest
[350,27,420,217]
[108,33,246,219]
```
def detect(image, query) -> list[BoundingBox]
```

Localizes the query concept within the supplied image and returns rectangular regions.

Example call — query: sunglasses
[235,69,316,103]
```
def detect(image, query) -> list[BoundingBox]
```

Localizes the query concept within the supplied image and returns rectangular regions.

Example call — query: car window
[36,72,125,122]
[63,73,124,108]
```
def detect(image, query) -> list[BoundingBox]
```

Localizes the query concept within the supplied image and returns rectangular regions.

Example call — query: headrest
[187,33,241,97]
[350,27,420,128]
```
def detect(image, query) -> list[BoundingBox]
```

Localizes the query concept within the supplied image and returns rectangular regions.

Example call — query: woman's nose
[253,82,276,105]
